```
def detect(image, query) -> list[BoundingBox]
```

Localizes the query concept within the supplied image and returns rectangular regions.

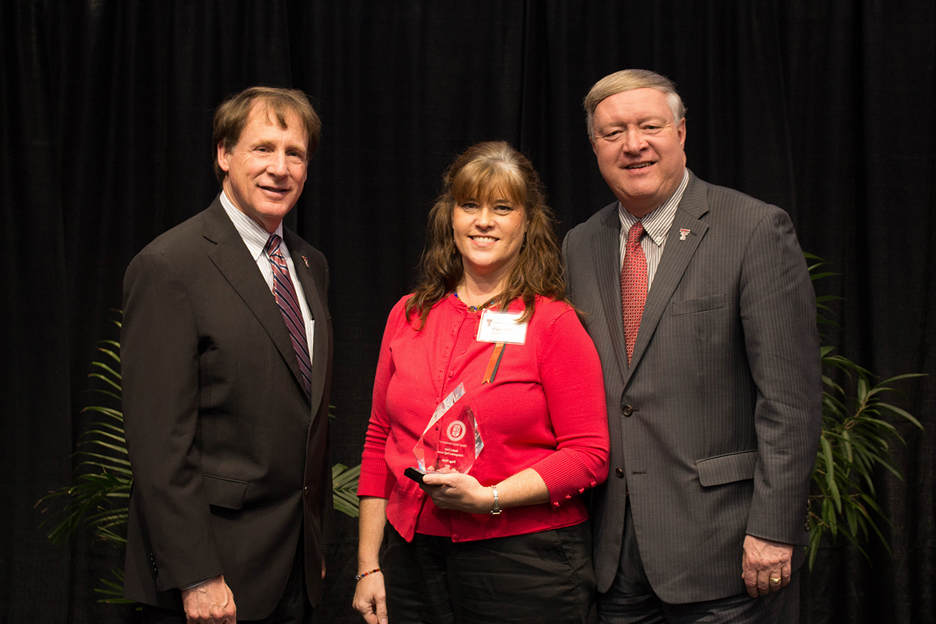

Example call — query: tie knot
[265,234,283,257]
[627,221,645,245]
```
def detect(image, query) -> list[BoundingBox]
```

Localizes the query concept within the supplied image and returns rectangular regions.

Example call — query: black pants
[597,499,799,624]
[383,522,596,624]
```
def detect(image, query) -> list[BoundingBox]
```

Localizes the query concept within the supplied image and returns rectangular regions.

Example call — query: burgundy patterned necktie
[265,234,312,397]
[621,221,647,365]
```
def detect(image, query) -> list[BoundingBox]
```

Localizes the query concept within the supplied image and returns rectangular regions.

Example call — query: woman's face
[452,192,528,285]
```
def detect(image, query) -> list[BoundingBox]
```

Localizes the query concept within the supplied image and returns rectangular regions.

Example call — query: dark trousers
[597,499,799,624]
[383,522,596,624]
[141,539,312,624]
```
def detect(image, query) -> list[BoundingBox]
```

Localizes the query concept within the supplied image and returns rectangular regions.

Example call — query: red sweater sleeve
[526,306,610,506]
[357,296,409,498]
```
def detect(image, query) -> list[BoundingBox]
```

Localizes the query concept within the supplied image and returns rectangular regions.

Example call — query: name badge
[477,310,527,345]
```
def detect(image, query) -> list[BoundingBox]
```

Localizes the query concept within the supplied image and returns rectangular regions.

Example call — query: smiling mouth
[625,162,654,170]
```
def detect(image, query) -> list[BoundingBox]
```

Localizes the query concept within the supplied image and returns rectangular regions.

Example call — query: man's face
[217,103,309,233]
[591,88,686,218]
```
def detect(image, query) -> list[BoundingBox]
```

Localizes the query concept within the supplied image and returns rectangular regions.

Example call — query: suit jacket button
[622,405,633,417]
[615,468,624,478]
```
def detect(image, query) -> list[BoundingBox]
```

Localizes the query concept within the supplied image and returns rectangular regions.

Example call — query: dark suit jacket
[563,172,822,604]
[121,197,332,619]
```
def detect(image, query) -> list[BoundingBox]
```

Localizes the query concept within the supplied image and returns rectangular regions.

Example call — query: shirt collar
[220,190,284,260]
[618,169,689,246]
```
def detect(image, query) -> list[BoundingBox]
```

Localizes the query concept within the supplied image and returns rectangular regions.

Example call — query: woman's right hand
[353,571,388,624]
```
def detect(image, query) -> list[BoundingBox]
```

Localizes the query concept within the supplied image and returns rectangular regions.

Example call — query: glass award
[409,383,484,478]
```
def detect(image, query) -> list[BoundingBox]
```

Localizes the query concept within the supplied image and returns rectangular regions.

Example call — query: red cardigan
[358,294,609,542]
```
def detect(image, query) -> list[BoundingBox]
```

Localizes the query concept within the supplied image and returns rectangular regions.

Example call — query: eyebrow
[601,115,668,128]
[251,138,307,155]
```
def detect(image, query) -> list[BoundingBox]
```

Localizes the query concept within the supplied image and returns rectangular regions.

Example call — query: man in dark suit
[563,69,822,622]
[121,86,332,624]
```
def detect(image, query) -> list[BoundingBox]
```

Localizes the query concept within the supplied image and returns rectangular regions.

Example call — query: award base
[404,466,426,484]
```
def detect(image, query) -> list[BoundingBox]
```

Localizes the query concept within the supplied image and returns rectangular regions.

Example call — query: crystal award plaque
[410,383,484,477]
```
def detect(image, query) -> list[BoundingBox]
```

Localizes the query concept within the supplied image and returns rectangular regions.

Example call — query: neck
[620,167,686,219]
[222,182,282,233]
[457,273,507,309]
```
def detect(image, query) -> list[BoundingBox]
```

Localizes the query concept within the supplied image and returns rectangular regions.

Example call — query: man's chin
[258,201,295,217]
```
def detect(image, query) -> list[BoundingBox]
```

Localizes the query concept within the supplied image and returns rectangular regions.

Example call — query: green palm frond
[333,462,362,518]
[806,258,925,569]
[37,321,129,549]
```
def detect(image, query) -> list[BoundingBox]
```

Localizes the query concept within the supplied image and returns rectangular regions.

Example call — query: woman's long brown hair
[406,141,567,328]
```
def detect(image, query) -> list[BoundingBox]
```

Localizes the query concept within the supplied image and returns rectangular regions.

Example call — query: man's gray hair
[584,69,687,140]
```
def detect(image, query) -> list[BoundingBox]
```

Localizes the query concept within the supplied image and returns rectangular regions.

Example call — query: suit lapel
[625,173,710,385]
[593,205,631,379]
[202,200,310,399]
[284,230,329,418]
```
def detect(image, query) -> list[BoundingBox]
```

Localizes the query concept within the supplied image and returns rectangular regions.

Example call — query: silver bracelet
[490,484,502,515]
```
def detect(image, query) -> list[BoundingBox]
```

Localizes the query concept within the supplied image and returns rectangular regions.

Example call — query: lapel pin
[301,255,309,267]
[679,228,691,241]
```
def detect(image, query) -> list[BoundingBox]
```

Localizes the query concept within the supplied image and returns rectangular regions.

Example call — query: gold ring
[769,577,781,585]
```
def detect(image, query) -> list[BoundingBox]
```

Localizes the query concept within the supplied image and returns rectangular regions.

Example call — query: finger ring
[770,577,781,585]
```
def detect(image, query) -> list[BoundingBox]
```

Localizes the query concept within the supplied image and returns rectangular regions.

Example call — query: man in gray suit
[563,69,822,622]
[122,87,332,623]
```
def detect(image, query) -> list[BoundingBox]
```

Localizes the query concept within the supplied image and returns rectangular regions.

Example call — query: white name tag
[477,310,527,344]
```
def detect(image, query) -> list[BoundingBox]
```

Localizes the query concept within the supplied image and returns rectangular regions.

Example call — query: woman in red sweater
[353,141,609,624]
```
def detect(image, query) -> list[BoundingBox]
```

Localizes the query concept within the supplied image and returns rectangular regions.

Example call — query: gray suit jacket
[121,197,333,619]
[563,172,822,604]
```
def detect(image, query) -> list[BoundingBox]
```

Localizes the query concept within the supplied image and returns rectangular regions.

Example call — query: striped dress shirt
[618,169,689,290]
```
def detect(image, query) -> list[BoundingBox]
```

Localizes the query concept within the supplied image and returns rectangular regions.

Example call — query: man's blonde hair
[584,69,686,140]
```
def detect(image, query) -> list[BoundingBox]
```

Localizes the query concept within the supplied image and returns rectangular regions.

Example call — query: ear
[217,142,232,173]
[677,118,686,148]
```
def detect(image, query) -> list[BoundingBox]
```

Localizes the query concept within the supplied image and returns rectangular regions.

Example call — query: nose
[476,206,495,228]
[622,128,647,154]
[267,150,288,177]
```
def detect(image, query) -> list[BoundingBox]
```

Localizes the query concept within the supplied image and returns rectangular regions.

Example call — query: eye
[460,202,479,211]
[641,124,663,133]
[603,130,623,141]
[493,204,514,214]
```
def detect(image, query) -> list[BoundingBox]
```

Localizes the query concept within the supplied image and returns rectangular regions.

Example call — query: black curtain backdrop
[2,1,934,622]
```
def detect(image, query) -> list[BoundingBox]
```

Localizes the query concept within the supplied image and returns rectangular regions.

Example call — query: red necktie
[621,222,647,365]
[266,234,312,397]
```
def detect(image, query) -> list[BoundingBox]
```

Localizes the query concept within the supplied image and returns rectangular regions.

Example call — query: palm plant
[37,314,361,601]
[36,317,131,602]
[806,254,924,569]
[38,327,129,548]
